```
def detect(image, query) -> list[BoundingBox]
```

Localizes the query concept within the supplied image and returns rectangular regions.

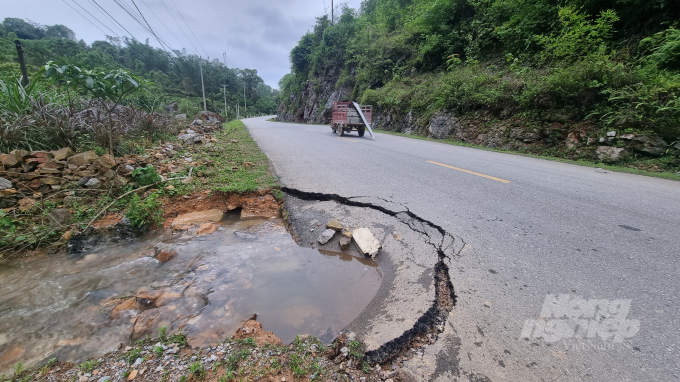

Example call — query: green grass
[174,120,277,194]
[79,359,100,373]
[374,129,680,182]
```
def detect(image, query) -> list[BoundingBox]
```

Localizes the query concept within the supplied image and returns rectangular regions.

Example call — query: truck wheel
[358,127,365,137]
[336,127,344,136]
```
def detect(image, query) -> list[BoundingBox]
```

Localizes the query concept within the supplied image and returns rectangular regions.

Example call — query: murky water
[0,213,381,375]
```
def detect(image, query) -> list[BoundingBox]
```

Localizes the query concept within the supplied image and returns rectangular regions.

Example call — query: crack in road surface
[281,187,464,364]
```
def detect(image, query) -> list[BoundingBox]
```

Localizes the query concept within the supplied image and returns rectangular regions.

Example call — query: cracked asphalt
[243,116,680,381]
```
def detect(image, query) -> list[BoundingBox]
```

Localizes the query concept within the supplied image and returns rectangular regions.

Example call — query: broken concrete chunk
[352,227,381,258]
[326,218,343,231]
[317,229,336,245]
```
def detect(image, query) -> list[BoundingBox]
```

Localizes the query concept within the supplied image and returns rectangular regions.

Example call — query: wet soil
[161,190,281,228]
[0,211,381,376]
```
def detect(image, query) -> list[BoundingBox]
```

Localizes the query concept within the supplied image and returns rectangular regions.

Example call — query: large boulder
[629,136,667,156]
[596,146,629,162]
[428,110,459,139]
[67,151,99,166]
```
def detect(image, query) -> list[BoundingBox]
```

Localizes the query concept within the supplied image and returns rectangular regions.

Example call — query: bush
[131,165,162,186]
[125,193,164,228]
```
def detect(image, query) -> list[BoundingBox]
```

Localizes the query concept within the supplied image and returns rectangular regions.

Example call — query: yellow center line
[427,160,511,183]
[339,137,357,143]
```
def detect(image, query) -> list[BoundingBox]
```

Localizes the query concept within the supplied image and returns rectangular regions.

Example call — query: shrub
[125,193,164,228]
[132,165,162,186]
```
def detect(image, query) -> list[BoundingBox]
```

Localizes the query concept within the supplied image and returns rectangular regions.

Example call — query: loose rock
[0,177,11,190]
[317,229,336,245]
[326,219,343,231]
[85,178,101,188]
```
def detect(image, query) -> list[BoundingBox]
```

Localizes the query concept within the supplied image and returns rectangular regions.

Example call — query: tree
[44,24,76,40]
[3,18,43,40]
[44,62,144,154]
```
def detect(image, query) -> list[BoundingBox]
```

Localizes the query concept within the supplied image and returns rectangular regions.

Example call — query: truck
[331,102,373,138]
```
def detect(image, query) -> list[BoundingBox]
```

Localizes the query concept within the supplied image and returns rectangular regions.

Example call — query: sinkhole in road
[0,211,381,375]
[281,187,459,364]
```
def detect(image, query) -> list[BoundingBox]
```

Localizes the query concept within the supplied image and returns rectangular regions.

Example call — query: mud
[0,209,381,376]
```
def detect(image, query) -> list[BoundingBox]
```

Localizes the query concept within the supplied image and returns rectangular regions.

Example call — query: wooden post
[15,40,29,86]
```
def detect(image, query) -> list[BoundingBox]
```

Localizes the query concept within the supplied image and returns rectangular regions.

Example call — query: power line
[88,0,127,36]
[168,0,208,56]
[60,0,108,35]
[69,0,119,37]
[129,0,174,52]
[139,0,185,50]
[112,0,175,51]
[68,0,180,76]
[158,0,196,53]
[79,0,168,68]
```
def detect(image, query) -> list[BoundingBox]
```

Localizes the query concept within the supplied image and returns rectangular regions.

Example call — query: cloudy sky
[2,0,357,88]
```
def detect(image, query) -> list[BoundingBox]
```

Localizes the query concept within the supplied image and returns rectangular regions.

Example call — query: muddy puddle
[0,212,381,375]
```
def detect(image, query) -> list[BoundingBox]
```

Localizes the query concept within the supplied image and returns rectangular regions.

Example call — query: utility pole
[199,56,207,111]
[223,52,227,68]
[14,40,29,86]
[331,0,334,24]
[243,82,247,114]
[236,101,239,120]
[223,85,228,120]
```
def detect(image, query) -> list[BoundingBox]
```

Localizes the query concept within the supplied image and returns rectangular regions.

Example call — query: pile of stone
[0,117,223,210]
[177,119,220,146]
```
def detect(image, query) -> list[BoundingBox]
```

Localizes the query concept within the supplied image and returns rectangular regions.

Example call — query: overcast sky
[2,0,356,88]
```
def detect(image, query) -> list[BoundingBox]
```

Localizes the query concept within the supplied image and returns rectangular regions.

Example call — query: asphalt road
[243,116,680,382]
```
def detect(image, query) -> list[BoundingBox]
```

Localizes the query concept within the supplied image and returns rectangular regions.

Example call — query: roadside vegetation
[0,16,282,259]
[278,0,680,176]
[3,322,391,382]
[0,118,276,260]
[0,17,278,122]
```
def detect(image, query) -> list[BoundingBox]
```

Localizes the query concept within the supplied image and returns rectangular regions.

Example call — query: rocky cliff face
[277,66,353,124]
